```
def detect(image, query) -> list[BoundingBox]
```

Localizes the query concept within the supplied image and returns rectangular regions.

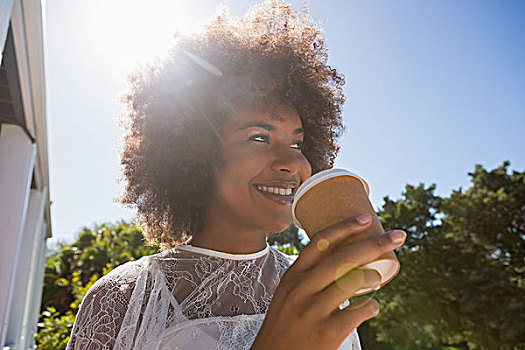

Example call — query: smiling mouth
[254,184,295,205]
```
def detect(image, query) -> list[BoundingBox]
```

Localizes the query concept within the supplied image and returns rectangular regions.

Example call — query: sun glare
[87,0,210,69]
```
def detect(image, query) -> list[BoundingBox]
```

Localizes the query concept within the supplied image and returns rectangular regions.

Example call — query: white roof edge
[14,0,52,237]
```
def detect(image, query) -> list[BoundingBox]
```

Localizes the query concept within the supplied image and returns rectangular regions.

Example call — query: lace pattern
[67,245,361,350]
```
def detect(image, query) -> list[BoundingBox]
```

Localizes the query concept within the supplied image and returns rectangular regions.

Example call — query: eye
[248,134,269,143]
[290,141,304,150]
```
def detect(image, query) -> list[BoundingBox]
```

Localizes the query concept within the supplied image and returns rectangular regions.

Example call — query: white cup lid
[292,168,370,229]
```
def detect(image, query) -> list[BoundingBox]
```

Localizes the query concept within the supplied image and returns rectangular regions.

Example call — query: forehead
[226,105,302,129]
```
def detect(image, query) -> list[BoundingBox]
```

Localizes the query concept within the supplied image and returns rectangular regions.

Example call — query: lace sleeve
[66,262,139,350]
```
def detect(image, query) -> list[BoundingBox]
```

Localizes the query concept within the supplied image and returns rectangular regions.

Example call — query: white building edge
[0,0,51,348]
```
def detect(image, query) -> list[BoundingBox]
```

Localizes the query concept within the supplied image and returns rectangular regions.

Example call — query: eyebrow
[237,122,303,135]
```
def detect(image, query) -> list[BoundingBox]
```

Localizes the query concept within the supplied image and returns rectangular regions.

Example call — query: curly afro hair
[118,0,346,249]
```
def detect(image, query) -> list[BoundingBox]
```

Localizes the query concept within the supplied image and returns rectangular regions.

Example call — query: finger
[314,268,381,313]
[328,297,380,337]
[293,214,373,272]
[303,230,406,293]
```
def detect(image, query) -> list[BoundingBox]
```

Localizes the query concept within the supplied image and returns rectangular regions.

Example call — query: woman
[67,1,405,349]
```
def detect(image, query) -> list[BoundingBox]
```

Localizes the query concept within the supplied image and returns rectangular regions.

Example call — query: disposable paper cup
[292,168,400,295]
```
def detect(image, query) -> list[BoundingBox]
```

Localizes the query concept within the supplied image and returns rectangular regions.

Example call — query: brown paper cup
[292,169,400,295]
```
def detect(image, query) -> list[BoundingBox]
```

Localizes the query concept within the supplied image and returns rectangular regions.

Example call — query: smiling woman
[195,106,312,253]
[65,1,405,349]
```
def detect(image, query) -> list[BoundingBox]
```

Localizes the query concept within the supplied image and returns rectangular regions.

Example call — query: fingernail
[390,230,406,244]
[356,213,371,224]
[349,296,372,310]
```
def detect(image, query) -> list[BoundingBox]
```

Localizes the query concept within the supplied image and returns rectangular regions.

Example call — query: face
[207,105,312,234]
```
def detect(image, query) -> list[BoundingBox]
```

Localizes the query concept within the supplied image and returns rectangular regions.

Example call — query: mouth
[253,183,296,205]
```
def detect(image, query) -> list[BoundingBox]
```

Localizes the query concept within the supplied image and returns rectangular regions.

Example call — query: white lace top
[66,244,361,350]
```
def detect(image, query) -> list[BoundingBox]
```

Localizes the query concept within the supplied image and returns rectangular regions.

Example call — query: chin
[255,210,293,234]
[266,220,292,234]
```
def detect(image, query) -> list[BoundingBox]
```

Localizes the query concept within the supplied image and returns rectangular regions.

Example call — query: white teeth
[256,185,294,196]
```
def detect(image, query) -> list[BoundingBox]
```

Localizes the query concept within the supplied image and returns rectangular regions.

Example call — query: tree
[35,272,98,349]
[37,221,159,345]
[360,162,524,350]
[42,221,159,312]
[267,223,306,252]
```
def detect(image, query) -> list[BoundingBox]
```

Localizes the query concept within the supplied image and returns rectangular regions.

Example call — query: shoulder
[68,257,154,349]
[75,257,147,320]
[90,256,149,292]
[78,252,170,316]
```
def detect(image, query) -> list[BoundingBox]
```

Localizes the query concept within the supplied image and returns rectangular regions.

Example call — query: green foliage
[36,221,158,347]
[275,243,301,256]
[360,162,524,350]
[35,271,99,348]
[268,223,306,252]
[34,307,74,349]
[41,221,159,313]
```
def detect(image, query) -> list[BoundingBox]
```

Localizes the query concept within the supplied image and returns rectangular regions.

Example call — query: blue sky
[44,0,525,245]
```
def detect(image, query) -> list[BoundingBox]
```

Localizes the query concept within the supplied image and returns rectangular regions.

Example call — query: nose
[270,145,301,175]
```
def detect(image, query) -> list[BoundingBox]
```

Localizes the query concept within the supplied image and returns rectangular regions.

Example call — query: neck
[189,203,268,254]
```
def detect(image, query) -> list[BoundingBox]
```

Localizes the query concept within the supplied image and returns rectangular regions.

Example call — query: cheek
[216,147,267,188]
[227,143,274,167]
[299,155,313,179]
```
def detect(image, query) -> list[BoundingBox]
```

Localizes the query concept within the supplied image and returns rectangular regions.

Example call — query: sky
[43,0,525,245]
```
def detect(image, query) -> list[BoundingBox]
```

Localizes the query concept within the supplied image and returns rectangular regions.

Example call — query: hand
[251,214,406,350]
